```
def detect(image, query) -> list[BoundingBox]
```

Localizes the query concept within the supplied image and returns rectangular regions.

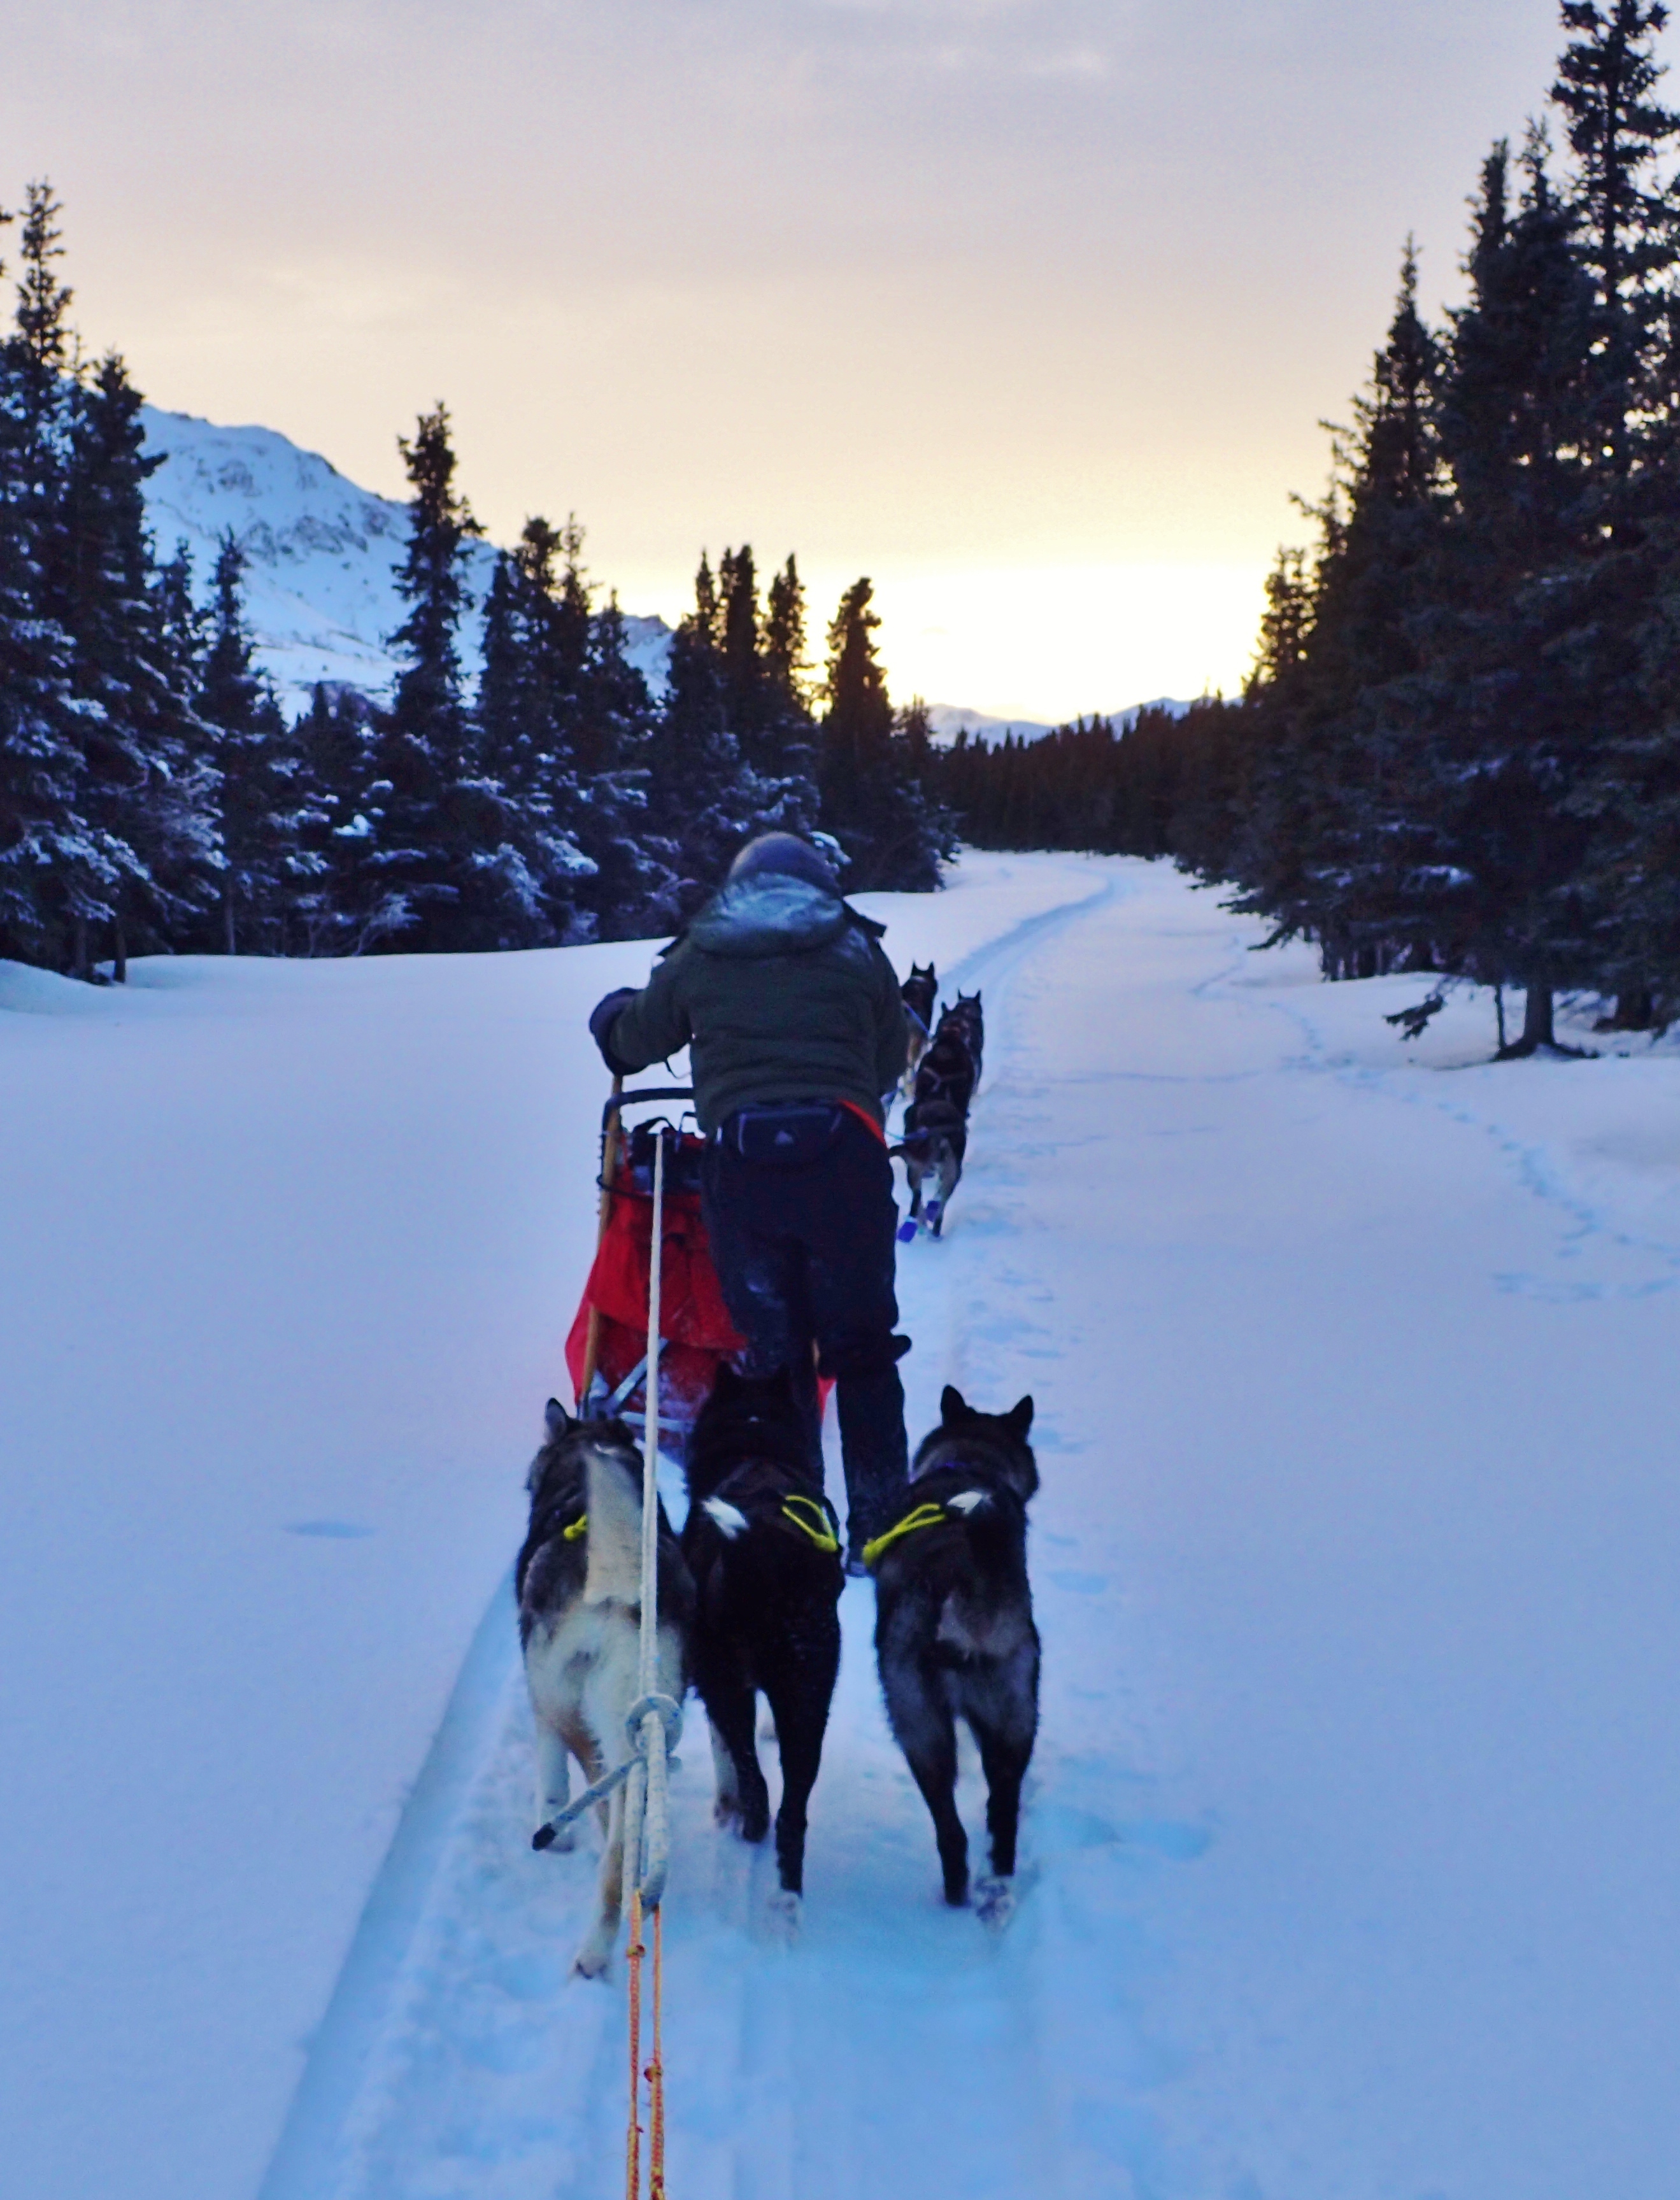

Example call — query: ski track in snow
[1218,947,1680,1305]
[259,860,1185,2200]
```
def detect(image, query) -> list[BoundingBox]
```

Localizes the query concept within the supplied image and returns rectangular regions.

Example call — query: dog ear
[941,1384,968,1424]
[1006,1395,1034,1436]
[545,1397,571,1438]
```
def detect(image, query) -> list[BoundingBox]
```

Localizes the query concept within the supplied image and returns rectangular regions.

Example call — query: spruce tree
[1554,6,1680,1021]
[199,532,297,953]
[364,404,541,951]
[1552,3,1680,472]
[1429,131,1602,1042]
[646,552,743,910]
[1230,252,1450,979]
[763,555,809,719]
[818,578,947,890]
[293,683,375,953]
[0,190,89,965]
[473,515,597,942]
[361,402,477,946]
[718,545,769,755]
[62,350,218,973]
[571,590,673,937]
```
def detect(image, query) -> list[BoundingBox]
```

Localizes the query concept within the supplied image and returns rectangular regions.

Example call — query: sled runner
[566,1086,743,1451]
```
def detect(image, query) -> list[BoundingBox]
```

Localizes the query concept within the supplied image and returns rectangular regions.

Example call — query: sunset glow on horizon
[4,1,1602,716]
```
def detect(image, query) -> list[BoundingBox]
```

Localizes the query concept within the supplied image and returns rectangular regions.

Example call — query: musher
[588,832,910,1570]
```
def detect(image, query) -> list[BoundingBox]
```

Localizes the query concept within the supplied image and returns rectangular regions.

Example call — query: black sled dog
[681,1363,844,1898]
[518,1401,694,1978]
[900,992,983,1237]
[937,989,985,1083]
[869,1385,1039,1913]
[901,962,938,1086]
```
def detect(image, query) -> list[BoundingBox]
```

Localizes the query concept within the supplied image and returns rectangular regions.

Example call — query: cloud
[1027,44,1108,77]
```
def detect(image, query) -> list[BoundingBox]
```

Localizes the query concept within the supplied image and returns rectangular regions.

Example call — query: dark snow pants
[702,1107,909,1552]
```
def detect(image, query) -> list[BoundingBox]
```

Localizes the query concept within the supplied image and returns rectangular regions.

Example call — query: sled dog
[901,963,938,1086]
[901,993,983,1235]
[871,1385,1039,1910]
[681,1363,844,1896]
[518,1401,694,1978]
[901,1092,969,1236]
[937,990,985,1083]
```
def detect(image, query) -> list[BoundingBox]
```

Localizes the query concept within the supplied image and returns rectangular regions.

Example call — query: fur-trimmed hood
[687,872,885,960]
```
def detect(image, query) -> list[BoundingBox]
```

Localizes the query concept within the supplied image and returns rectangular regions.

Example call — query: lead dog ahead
[518,1402,694,1978]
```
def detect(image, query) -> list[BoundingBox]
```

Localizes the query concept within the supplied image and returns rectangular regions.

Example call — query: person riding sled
[589,832,911,1570]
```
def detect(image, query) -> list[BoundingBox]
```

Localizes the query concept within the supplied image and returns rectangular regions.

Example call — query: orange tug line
[626,1889,644,2198]
[649,1903,667,2196]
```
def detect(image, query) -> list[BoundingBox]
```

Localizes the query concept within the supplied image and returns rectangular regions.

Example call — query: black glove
[589,987,638,1077]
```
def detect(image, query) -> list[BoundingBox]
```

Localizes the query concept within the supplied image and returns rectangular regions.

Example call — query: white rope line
[622,1126,680,1916]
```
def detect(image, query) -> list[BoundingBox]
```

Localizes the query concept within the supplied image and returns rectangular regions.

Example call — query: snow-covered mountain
[926,698,1193,746]
[138,408,674,716]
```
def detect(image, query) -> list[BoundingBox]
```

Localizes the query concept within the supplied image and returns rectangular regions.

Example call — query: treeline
[939,703,1239,871]
[0,188,950,978]
[943,2,1680,1047]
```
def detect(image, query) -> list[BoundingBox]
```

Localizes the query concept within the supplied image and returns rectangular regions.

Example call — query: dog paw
[571,1943,611,1982]
[974,1875,1015,1929]
[764,1889,802,1945]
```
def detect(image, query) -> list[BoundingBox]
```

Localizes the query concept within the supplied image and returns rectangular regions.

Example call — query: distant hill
[138,408,673,716]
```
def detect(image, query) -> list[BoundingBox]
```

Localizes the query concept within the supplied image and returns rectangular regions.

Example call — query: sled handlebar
[601,1085,695,1133]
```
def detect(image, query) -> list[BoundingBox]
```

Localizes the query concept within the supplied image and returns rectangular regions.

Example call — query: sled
[566,1086,743,1451]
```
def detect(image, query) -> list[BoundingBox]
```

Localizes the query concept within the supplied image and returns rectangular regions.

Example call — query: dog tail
[583,1441,646,1607]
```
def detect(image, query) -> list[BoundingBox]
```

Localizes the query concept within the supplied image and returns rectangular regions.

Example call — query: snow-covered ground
[6,854,1679,2200]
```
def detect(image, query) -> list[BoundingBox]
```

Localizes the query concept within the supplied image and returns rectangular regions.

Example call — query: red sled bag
[565,1111,742,1449]
[564,1090,834,1452]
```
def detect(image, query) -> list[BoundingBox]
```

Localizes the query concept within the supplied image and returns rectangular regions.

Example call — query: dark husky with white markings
[681,1363,844,1897]
[871,1386,1039,1910]
[518,1401,694,1977]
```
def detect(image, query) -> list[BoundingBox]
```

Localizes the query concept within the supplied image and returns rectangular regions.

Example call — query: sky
[1,1,1610,720]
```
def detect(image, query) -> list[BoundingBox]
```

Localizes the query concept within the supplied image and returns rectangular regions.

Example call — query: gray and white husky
[517,1400,694,1978]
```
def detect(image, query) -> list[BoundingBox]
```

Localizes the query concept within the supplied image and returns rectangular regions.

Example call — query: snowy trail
[13,854,1680,2200]
[257,860,1129,2200]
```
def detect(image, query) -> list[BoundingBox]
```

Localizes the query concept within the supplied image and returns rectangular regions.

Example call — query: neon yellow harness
[860,1501,951,1571]
[779,1493,841,1553]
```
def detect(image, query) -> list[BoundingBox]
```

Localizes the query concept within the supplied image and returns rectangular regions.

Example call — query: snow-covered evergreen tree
[0,192,90,966]
[199,532,301,953]
[61,350,218,974]
[819,577,947,890]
